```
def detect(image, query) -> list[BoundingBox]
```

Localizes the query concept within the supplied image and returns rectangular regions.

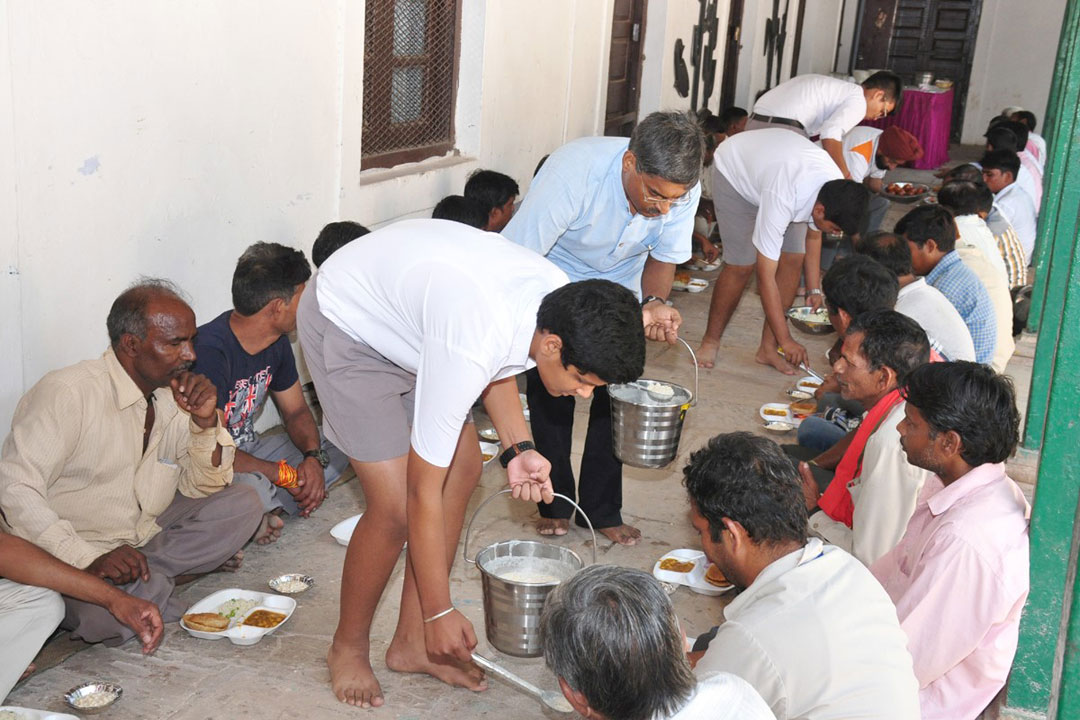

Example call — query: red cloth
[818,389,905,526]
[862,87,953,170]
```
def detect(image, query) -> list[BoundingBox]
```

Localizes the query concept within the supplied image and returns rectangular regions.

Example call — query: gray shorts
[297,275,418,463]
[712,171,809,266]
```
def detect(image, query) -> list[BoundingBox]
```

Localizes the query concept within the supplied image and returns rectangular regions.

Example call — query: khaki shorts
[711,171,808,266]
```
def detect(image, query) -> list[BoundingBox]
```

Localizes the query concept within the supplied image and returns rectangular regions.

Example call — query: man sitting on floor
[193,243,349,543]
[981,150,1037,264]
[856,231,976,362]
[874,362,1029,719]
[686,432,919,719]
[793,310,932,566]
[0,279,263,645]
[541,564,774,720]
[897,205,997,365]
[1,531,163,701]
[464,169,519,233]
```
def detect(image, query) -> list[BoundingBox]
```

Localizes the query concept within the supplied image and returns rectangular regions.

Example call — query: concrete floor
[7,150,1037,718]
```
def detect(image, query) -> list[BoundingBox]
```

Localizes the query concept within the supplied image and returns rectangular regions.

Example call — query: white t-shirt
[753,74,867,141]
[954,214,1008,284]
[712,129,842,260]
[695,539,920,720]
[839,126,885,183]
[315,219,569,466]
[663,672,775,720]
[895,278,976,362]
[993,183,1037,263]
[955,243,1015,372]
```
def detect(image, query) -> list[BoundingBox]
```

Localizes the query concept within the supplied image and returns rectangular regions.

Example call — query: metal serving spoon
[471,652,574,714]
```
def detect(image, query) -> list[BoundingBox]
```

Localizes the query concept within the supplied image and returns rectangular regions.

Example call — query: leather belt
[750,113,806,130]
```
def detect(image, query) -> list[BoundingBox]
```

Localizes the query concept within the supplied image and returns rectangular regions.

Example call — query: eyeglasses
[638,174,692,209]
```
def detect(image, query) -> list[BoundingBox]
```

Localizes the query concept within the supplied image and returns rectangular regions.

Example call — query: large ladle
[471,652,574,714]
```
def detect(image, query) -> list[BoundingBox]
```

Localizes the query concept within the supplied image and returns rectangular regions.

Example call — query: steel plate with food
[179,588,296,646]
[63,683,122,715]
[883,181,931,203]
[786,306,834,335]
[652,549,734,596]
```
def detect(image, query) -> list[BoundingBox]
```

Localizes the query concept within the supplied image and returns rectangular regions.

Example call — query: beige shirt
[0,349,235,569]
[955,243,1015,372]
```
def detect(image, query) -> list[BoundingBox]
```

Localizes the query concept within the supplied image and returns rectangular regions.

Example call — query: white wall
[0,0,613,427]
[640,0,730,116]
[961,0,1067,143]
[795,0,846,77]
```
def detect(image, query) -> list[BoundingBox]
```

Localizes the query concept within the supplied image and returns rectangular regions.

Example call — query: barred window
[362,0,460,170]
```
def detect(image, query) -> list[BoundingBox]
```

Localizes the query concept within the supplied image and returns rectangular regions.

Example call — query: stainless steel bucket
[463,489,596,658]
[608,337,699,468]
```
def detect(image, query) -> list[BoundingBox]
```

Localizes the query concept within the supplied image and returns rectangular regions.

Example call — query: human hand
[506,449,554,503]
[806,292,824,312]
[701,242,720,263]
[642,302,681,344]
[106,591,164,654]
[424,609,477,664]
[170,372,219,428]
[778,339,809,370]
[292,457,327,516]
[87,545,150,585]
[799,462,822,512]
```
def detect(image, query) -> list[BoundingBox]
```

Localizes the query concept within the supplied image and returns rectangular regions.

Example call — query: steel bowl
[881,182,932,204]
[64,681,122,714]
[786,306,834,335]
[268,573,315,594]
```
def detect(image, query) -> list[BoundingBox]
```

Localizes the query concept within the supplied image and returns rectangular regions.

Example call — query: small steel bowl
[763,421,795,433]
[64,681,122,714]
[786,307,834,335]
[268,573,315,594]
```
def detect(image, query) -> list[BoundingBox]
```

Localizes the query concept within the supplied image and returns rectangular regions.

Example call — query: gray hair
[541,565,695,720]
[106,277,188,347]
[628,111,705,186]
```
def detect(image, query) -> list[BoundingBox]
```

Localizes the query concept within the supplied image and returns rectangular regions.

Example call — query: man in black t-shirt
[194,243,348,543]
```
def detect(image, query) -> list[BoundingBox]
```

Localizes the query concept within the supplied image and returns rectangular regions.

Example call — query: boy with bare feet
[502,111,701,545]
[696,129,869,374]
[297,220,646,708]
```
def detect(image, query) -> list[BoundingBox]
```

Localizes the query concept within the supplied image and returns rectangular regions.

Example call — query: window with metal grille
[362,0,460,170]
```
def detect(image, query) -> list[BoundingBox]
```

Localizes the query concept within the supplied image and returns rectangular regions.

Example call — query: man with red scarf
[795,309,932,566]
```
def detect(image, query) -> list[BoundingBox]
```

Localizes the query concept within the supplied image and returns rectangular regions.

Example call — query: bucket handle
[674,337,699,407]
[463,489,598,566]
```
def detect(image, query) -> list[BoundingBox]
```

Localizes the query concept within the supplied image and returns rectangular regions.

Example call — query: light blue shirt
[925,251,997,365]
[502,136,699,298]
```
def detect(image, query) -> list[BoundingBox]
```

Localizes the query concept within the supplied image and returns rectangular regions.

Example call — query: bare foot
[254,511,285,545]
[536,518,569,536]
[328,640,384,708]
[18,662,36,683]
[598,524,642,546]
[218,551,244,572]
[696,339,720,368]
[385,638,487,692]
[755,346,798,375]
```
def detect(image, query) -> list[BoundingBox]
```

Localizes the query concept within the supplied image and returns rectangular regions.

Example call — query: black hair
[822,255,899,318]
[535,279,645,383]
[718,106,748,133]
[1011,110,1038,133]
[534,154,550,178]
[431,194,488,229]
[972,182,995,214]
[937,181,984,217]
[701,115,726,135]
[847,309,930,384]
[628,111,705,186]
[464,170,520,215]
[107,278,188,347]
[902,361,1020,465]
[862,70,904,106]
[682,432,808,546]
[1004,120,1029,151]
[816,179,871,236]
[855,231,914,276]
[232,242,312,316]
[979,150,1021,181]
[943,164,984,184]
[895,204,957,252]
[312,221,370,268]
[985,125,1020,153]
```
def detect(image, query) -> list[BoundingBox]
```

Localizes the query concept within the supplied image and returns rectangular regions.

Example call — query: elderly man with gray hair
[504,110,703,546]
[541,564,773,720]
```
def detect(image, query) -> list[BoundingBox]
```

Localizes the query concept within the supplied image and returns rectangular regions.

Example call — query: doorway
[718,0,745,111]
[604,0,647,136]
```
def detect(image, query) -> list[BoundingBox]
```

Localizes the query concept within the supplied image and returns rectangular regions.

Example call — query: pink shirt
[871,463,1029,720]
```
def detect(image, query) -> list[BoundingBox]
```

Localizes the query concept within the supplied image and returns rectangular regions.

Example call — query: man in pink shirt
[872,361,1029,720]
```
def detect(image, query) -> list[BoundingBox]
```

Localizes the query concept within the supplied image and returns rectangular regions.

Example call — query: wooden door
[605,0,648,137]
[855,0,898,69]
[718,0,745,111]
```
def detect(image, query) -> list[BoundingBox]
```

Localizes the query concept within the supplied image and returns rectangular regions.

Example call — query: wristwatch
[499,441,536,468]
[641,295,667,307]
[303,448,330,469]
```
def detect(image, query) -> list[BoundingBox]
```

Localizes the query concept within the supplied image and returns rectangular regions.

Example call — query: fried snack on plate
[659,557,696,573]
[183,612,229,632]
[705,564,731,587]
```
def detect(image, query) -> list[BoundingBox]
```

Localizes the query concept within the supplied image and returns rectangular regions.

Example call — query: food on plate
[241,610,287,628]
[705,564,730,587]
[762,407,788,417]
[0,711,23,720]
[481,452,495,462]
[764,421,795,432]
[885,183,926,197]
[659,557,696,573]
[72,691,119,709]
[790,400,817,417]
[273,578,310,593]
[182,612,230,632]
[674,270,692,285]
[800,380,822,389]
[217,597,259,619]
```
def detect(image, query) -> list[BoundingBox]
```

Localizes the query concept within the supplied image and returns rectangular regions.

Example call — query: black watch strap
[303,448,330,469]
[499,441,536,468]
[641,294,666,307]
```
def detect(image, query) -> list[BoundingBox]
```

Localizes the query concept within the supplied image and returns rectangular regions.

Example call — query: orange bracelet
[276,460,298,488]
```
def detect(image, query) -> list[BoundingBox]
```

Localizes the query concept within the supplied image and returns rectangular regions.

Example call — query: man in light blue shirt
[503,111,703,545]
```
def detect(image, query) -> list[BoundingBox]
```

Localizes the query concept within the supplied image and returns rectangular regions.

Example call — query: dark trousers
[525,368,623,528]
[782,443,835,494]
